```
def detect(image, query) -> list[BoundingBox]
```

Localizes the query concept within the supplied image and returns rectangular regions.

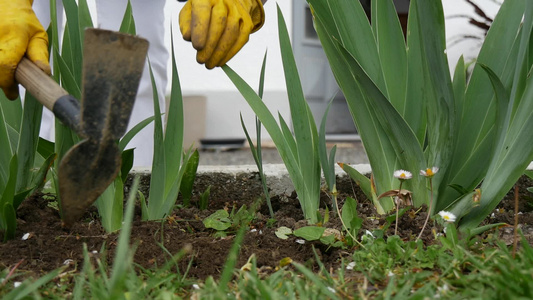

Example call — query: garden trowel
[15,28,149,226]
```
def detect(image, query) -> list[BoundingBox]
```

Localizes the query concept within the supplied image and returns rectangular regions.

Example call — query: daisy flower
[420,167,439,178]
[438,211,457,223]
[393,170,412,181]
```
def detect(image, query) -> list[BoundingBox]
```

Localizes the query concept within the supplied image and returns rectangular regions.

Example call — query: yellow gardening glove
[0,0,50,100]
[179,0,265,69]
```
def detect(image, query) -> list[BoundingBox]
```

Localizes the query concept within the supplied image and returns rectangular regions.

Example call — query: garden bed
[1,165,533,282]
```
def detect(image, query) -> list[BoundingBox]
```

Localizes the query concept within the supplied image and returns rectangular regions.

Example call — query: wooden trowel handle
[15,58,81,133]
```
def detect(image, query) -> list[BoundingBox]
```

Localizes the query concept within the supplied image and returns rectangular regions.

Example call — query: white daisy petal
[438,211,457,223]
[393,170,412,180]
[346,262,356,270]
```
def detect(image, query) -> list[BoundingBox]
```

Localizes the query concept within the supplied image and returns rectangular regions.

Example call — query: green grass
[2,227,532,299]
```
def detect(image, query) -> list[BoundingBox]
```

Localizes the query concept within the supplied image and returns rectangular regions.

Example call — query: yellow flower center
[443,215,450,220]
[426,168,434,176]
[400,173,406,178]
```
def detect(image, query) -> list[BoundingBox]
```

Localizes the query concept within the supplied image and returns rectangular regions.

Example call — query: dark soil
[1,173,533,282]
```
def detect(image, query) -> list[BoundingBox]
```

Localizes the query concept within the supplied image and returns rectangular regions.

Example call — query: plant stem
[416,178,433,242]
[333,187,366,250]
[394,181,403,236]
[512,184,519,258]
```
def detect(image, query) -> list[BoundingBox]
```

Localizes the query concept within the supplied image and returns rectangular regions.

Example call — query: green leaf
[120,149,134,184]
[479,64,510,159]
[180,149,199,207]
[62,0,84,84]
[119,115,156,151]
[339,163,371,199]
[37,138,55,160]
[277,6,321,223]
[2,203,16,241]
[119,0,136,35]
[452,56,466,134]
[468,223,507,236]
[446,190,479,221]
[375,0,407,113]
[16,93,43,193]
[146,61,166,220]
[293,226,326,241]
[0,155,18,214]
[318,99,336,191]
[311,6,398,211]
[199,185,211,210]
[444,223,458,247]
[445,0,525,208]
[275,226,293,240]
[203,210,232,231]
[95,176,124,233]
[403,0,427,143]
[164,28,185,192]
[320,234,336,246]
[0,93,22,134]
[4,267,64,299]
[0,96,14,191]
[461,2,533,229]
[108,176,139,295]
[413,0,455,201]
[341,197,357,231]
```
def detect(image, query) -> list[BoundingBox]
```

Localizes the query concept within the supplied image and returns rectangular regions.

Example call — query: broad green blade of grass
[452,56,466,132]
[312,14,396,211]
[180,149,199,207]
[404,0,427,144]
[146,61,167,220]
[374,0,407,113]
[278,113,297,158]
[223,66,303,205]
[0,156,18,213]
[0,95,22,134]
[108,176,139,296]
[316,13,426,207]
[337,43,427,206]
[0,100,13,192]
[144,30,190,219]
[77,0,93,36]
[308,0,386,92]
[318,100,335,191]
[118,115,156,151]
[479,64,510,159]
[164,29,185,192]
[95,177,123,232]
[15,94,43,193]
[62,0,85,84]
[2,202,16,241]
[218,226,246,292]
[277,6,321,221]
[413,0,455,197]
[0,156,18,239]
[119,0,136,34]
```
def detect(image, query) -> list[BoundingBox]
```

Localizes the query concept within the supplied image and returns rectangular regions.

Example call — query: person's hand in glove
[0,0,51,100]
[179,0,265,69]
